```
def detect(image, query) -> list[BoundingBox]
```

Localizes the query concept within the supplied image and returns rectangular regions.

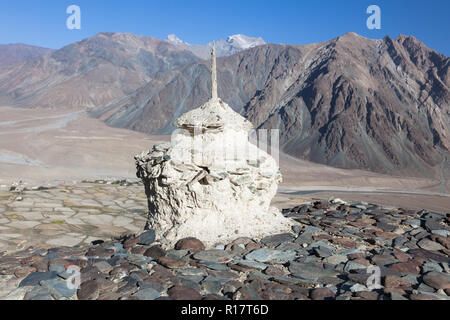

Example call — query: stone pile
[1,199,449,300]
[135,43,292,247]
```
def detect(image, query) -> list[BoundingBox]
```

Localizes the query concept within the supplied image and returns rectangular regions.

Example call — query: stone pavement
[0,181,148,254]
[0,196,448,300]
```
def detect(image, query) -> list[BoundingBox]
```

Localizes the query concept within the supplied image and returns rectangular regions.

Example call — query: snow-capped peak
[166,34,188,45]
[226,34,265,49]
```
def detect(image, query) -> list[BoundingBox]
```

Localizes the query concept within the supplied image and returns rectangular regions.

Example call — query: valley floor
[0,106,447,212]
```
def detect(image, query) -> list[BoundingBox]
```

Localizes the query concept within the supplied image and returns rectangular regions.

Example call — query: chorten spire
[211,41,218,100]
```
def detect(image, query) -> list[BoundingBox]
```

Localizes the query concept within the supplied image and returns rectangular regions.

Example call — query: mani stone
[135,43,293,247]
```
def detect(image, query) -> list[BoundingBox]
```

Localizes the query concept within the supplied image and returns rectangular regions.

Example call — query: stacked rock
[135,43,293,247]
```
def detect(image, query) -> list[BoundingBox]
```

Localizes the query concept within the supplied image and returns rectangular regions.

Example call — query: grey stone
[202,280,222,295]
[138,229,156,245]
[49,263,65,273]
[288,261,339,280]
[261,233,294,247]
[422,261,443,273]
[40,278,77,299]
[193,250,232,263]
[24,286,53,300]
[19,271,58,287]
[132,287,161,300]
[417,238,445,251]
[344,261,367,273]
[236,260,268,270]
[199,261,230,271]
[313,246,333,258]
[244,248,296,264]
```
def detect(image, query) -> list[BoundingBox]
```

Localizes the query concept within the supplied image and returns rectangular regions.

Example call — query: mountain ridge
[0,32,448,179]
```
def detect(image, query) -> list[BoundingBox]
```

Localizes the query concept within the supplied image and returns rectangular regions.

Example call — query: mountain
[0,43,53,70]
[0,33,199,108]
[92,32,449,178]
[165,34,266,59]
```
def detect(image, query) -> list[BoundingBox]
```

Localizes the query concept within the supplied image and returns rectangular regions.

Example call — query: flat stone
[19,271,57,287]
[138,230,156,245]
[24,286,53,300]
[260,233,294,247]
[199,261,229,271]
[175,237,205,252]
[422,271,450,290]
[168,285,202,300]
[144,245,166,259]
[236,260,268,270]
[244,248,296,264]
[85,247,114,258]
[310,287,335,300]
[131,287,161,300]
[193,250,232,263]
[388,261,420,274]
[408,248,450,263]
[202,280,222,295]
[94,261,113,274]
[77,280,100,300]
[40,278,77,299]
[288,261,339,280]
[313,246,333,258]
[417,238,445,251]
[157,256,186,269]
[325,255,348,265]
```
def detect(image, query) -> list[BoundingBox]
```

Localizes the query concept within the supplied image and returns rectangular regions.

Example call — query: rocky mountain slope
[0,33,199,108]
[0,32,448,178]
[92,33,449,178]
[0,43,53,71]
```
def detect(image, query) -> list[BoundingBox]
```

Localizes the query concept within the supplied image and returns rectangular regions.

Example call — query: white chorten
[135,43,293,247]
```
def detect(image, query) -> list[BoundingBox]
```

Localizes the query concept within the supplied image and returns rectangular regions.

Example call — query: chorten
[135,43,293,247]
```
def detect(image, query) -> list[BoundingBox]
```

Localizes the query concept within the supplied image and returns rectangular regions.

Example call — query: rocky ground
[0,189,449,300]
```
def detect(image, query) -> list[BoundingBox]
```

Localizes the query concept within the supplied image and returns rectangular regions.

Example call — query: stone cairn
[135,43,293,247]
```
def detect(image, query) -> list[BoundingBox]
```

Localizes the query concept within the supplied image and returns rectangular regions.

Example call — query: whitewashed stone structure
[135,43,293,247]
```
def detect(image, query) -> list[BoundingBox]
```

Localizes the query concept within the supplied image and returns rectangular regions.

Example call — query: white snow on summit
[226,34,265,50]
[165,34,265,59]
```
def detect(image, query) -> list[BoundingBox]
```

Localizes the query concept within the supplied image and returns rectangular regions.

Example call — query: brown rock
[384,275,411,289]
[422,271,450,290]
[392,249,411,262]
[77,280,100,300]
[157,256,186,269]
[130,247,147,255]
[264,266,288,277]
[410,293,440,300]
[174,237,205,252]
[310,288,335,300]
[388,261,420,274]
[85,247,114,258]
[331,238,356,249]
[347,252,366,260]
[168,286,202,300]
[123,236,140,249]
[417,238,445,251]
[355,291,379,300]
[14,266,36,278]
[431,235,450,249]
[144,245,166,259]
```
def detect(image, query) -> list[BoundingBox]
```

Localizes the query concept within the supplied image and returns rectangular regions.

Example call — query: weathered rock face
[135,45,293,247]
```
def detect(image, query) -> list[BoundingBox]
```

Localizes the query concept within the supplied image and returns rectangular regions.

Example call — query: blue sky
[0,0,449,55]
